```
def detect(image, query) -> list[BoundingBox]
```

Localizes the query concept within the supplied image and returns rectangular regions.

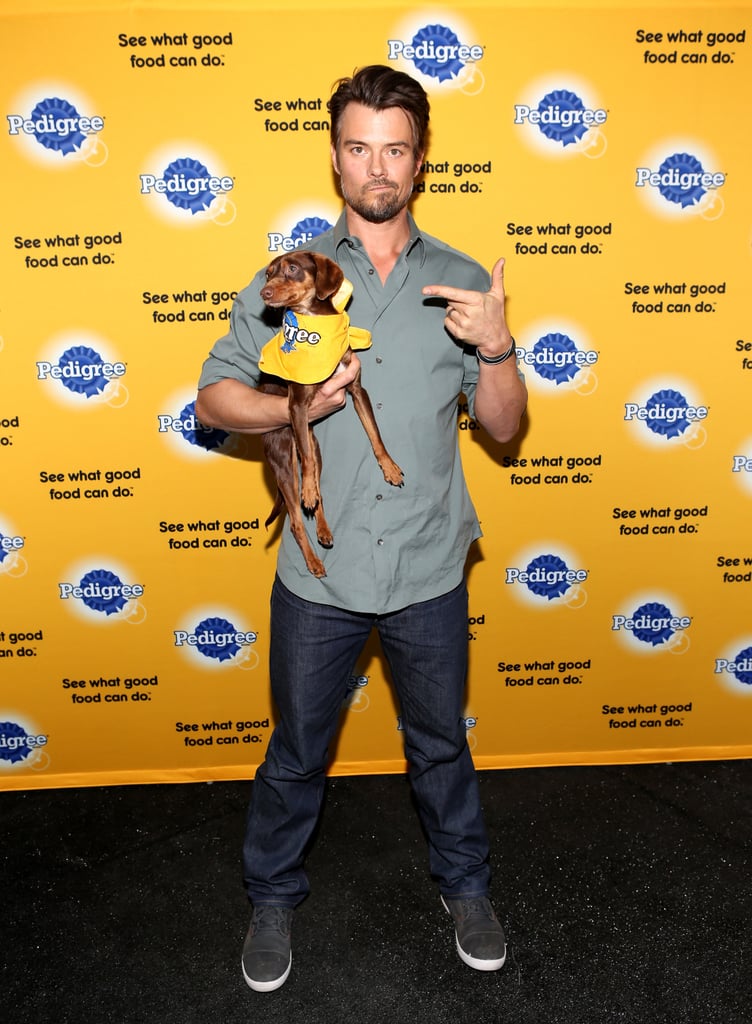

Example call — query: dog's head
[260,252,345,315]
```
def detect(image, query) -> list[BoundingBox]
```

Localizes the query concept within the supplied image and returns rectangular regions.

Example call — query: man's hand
[422,257,512,358]
[308,353,361,422]
[424,258,526,443]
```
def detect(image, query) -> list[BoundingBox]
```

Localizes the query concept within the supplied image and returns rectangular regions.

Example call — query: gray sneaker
[441,896,507,971]
[241,905,293,992]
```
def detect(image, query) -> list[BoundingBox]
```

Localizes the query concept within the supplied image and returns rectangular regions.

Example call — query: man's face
[331,102,423,224]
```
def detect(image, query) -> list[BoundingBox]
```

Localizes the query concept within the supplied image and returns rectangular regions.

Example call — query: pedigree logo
[636,140,725,219]
[140,158,233,214]
[58,559,147,625]
[37,346,126,398]
[267,213,335,253]
[174,616,258,662]
[0,719,49,770]
[140,144,236,225]
[516,322,599,395]
[386,14,485,93]
[7,95,103,153]
[612,592,691,654]
[714,639,752,695]
[174,607,260,672]
[36,331,129,410]
[7,86,108,167]
[514,90,607,146]
[505,544,589,609]
[157,397,231,457]
[624,391,709,437]
[514,75,608,159]
[624,378,709,449]
[731,439,752,497]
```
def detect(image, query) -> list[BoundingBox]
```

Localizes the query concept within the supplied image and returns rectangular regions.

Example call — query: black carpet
[3,760,751,1024]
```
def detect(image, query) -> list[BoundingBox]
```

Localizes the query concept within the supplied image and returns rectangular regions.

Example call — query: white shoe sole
[241,952,292,993]
[454,938,506,971]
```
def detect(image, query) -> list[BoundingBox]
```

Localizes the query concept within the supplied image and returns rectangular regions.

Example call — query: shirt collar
[333,209,426,268]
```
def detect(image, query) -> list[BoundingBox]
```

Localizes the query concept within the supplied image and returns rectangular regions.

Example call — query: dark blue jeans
[243,576,492,907]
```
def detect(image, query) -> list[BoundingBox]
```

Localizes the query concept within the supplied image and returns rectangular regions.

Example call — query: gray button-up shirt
[198,211,488,613]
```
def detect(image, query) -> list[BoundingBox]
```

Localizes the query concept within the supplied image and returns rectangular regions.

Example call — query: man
[195,64,527,993]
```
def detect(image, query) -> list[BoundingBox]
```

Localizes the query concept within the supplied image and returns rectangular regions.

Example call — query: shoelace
[252,906,291,935]
[453,898,495,921]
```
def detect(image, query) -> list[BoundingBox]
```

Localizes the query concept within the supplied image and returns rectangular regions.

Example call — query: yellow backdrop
[1,0,751,789]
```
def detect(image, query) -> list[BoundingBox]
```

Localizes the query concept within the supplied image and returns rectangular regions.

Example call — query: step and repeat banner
[1,0,750,789]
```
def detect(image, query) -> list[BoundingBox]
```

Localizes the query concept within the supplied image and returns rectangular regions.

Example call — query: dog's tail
[265,490,286,529]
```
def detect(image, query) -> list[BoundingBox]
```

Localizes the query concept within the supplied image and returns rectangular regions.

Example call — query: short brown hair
[328,65,430,159]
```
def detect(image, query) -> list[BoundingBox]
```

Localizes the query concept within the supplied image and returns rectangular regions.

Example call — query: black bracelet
[476,337,516,365]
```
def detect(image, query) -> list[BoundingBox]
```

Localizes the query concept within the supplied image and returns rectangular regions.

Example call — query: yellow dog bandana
[258,278,372,385]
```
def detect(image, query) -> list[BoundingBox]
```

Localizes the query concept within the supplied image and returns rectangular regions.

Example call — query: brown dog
[258,251,403,578]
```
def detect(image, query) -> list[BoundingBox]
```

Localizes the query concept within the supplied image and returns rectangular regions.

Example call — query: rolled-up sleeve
[197,270,274,390]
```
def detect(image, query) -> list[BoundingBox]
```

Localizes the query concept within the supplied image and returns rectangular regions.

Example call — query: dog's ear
[310,252,345,300]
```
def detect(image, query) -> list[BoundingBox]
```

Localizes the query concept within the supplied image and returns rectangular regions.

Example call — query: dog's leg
[346,375,404,486]
[263,428,327,578]
[288,383,321,512]
[310,432,333,549]
[275,424,333,550]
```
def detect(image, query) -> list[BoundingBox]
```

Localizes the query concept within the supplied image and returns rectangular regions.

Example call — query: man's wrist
[476,337,516,365]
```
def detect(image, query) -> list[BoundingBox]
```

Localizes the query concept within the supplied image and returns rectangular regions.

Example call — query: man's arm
[422,258,527,443]
[195,358,361,435]
[472,353,528,445]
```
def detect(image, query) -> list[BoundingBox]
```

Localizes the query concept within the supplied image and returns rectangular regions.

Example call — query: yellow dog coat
[258,278,372,385]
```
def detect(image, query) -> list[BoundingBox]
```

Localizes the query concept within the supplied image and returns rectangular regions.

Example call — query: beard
[340,178,412,224]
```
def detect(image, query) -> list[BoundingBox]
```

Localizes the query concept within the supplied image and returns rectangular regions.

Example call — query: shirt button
[376,494,383,501]
[376,402,383,410]
[375,357,383,364]
[377,539,384,546]
[368,268,375,275]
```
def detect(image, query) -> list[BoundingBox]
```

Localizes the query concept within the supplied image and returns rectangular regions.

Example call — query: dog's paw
[381,460,404,487]
[301,487,321,513]
[307,558,327,578]
[317,528,334,548]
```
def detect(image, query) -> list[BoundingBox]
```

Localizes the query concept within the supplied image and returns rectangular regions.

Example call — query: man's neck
[344,207,412,283]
